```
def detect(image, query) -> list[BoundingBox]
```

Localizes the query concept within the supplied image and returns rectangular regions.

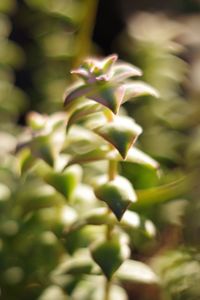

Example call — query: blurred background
[1,0,200,299]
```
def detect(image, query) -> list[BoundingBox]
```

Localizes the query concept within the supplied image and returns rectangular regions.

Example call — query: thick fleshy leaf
[85,207,115,226]
[101,54,118,73]
[17,183,64,215]
[120,211,156,246]
[68,146,159,171]
[71,68,90,80]
[53,255,94,276]
[64,84,95,107]
[44,165,82,200]
[95,176,137,220]
[63,126,103,157]
[132,176,190,210]
[30,125,65,167]
[68,147,108,165]
[0,183,10,202]
[116,260,159,284]
[66,208,115,234]
[73,282,128,300]
[27,111,47,130]
[111,63,142,82]
[122,81,159,103]
[31,134,56,166]
[17,148,36,174]
[89,85,124,114]
[94,116,142,159]
[91,236,130,279]
[64,82,123,114]
[66,101,101,130]
[38,285,69,300]
[124,147,159,169]
[121,210,141,229]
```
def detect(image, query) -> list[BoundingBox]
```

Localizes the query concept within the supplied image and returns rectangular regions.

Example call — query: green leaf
[94,116,142,159]
[64,81,124,115]
[44,165,82,200]
[116,260,159,284]
[31,134,56,166]
[101,54,118,73]
[63,125,103,155]
[95,176,137,220]
[91,236,130,279]
[64,84,96,107]
[120,210,141,229]
[38,285,68,300]
[0,183,10,202]
[88,85,124,114]
[66,101,101,130]
[69,145,159,172]
[27,111,47,130]
[122,81,159,103]
[64,227,104,255]
[121,147,159,169]
[132,176,190,210]
[85,208,115,226]
[66,208,115,234]
[17,148,36,174]
[111,63,142,82]
[17,183,64,215]
[54,255,94,276]
[72,281,128,300]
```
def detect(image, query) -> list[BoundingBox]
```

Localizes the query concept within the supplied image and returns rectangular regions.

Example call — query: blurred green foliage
[0,1,200,300]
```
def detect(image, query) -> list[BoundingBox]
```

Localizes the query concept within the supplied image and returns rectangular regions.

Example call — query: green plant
[5,54,160,300]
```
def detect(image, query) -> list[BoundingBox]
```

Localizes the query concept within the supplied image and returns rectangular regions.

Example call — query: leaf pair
[64,55,158,116]
[91,235,130,279]
[95,176,137,221]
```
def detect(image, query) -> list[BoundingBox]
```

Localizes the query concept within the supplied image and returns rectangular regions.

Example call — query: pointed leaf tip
[112,63,142,82]
[95,176,137,220]
[95,116,143,159]
[122,81,159,103]
[91,237,130,279]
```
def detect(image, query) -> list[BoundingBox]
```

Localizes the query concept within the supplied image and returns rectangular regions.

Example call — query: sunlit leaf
[111,63,142,82]
[68,145,159,172]
[102,54,118,73]
[88,85,124,114]
[91,236,130,279]
[94,116,142,159]
[64,84,95,107]
[95,176,137,220]
[17,148,36,174]
[67,102,101,130]
[132,176,190,210]
[30,134,57,167]
[122,81,159,103]
[53,255,94,276]
[38,285,68,300]
[44,165,82,200]
[64,81,124,115]
[0,183,10,202]
[17,183,64,215]
[116,260,159,284]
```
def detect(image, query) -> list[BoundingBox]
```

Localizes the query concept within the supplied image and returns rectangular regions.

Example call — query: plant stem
[104,278,111,300]
[73,0,99,68]
[108,160,118,181]
[103,160,118,300]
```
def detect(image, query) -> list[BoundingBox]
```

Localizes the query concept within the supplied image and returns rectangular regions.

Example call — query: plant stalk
[108,160,118,181]
[104,279,111,300]
[73,0,99,68]
[104,159,118,300]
